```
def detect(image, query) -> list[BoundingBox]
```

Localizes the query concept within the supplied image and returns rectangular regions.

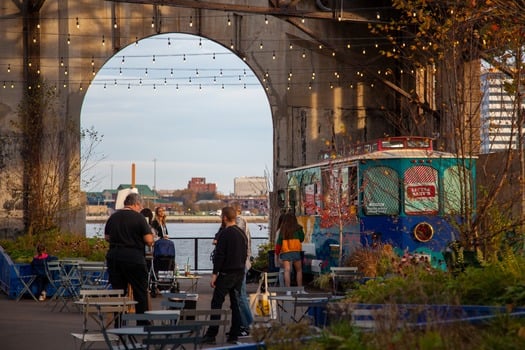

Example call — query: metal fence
[169,236,268,271]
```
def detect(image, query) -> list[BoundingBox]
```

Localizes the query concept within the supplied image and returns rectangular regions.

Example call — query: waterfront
[87,221,269,271]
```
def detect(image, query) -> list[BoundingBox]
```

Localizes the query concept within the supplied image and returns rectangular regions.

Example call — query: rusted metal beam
[106,0,373,22]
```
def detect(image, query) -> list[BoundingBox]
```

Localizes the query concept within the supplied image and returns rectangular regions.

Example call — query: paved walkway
[0,273,260,350]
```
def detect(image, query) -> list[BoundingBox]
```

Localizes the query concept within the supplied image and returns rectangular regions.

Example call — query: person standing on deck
[232,202,253,336]
[151,207,168,240]
[202,206,247,345]
[105,193,154,317]
[275,212,305,287]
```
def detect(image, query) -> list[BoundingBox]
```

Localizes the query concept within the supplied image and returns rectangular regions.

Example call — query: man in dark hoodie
[201,206,247,345]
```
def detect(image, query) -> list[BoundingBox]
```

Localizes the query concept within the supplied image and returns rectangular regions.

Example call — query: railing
[168,236,268,271]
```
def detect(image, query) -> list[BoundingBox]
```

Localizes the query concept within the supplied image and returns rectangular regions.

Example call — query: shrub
[0,229,108,262]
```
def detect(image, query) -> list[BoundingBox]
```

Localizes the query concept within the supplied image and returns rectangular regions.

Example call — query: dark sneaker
[227,336,239,344]
[201,335,216,345]
[226,328,250,337]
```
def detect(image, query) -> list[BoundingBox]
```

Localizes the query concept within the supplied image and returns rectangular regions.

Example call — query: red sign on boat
[406,185,435,199]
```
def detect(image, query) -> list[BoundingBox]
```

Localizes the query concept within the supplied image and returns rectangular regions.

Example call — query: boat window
[362,167,400,215]
[407,139,430,148]
[381,140,405,149]
[404,166,439,215]
[444,165,472,215]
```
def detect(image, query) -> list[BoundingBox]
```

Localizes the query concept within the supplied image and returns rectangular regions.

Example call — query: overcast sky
[80,33,272,195]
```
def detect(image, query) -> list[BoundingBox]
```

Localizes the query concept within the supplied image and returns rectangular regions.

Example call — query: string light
[168,37,171,46]
[265,15,268,24]
[230,40,234,49]
[272,51,276,60]
[76,17,80,28]
[121,56,125,64]
[7,64,10,73]
[151,17,155,28]
[67,33,71,45]
[135,37,139,46]
[259,41,263,50]
[227,14,231,26]
[289,42,293,50]
[113,17,118,28]
[152,55,156,63]
[102,35,105,46]
[189,16,193,27]
[302,50,306,59]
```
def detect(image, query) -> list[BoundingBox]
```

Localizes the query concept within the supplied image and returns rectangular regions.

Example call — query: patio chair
[142,324,202,350]
[12,264,37,302]
[72,295,130,350]
[178,309,231,345]
[45,260,75,311]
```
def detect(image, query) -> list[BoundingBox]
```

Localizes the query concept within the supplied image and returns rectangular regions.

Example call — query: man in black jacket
[202,206,248,345]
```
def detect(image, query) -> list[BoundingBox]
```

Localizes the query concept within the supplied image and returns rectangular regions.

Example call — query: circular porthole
[413,222,434,242]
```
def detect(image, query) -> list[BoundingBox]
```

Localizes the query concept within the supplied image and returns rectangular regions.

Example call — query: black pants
[205,271,244,337]
[107,258,149,314]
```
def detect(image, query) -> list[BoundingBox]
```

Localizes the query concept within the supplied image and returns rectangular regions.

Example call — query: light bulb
[76,17,79,28]
[189,16,193,27]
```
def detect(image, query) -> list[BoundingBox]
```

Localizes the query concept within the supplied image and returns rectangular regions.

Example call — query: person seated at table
[30,243,57,301]
[153,232,176,273]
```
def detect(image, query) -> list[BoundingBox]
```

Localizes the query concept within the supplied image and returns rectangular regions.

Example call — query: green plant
[251,241,273,271]
[313,273,332,291]
[0,229,108,262]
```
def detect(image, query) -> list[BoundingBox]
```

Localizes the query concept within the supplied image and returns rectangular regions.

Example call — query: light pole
[153,158,157,205]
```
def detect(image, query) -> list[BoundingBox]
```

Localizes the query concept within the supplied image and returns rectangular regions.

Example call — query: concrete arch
[0,1,410,236]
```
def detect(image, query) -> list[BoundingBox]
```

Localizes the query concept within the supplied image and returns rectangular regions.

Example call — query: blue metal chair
[13,264,37,302]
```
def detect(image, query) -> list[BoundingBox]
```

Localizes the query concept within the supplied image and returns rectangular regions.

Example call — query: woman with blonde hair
[151,207,168,239]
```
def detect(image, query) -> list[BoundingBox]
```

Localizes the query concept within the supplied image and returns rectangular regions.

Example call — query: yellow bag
[249,272,276,319]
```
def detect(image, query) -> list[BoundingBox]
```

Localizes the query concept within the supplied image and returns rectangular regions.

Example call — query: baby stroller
[148,254,179,297]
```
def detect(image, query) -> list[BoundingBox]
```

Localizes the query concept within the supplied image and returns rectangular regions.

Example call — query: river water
[86,222,269,271]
